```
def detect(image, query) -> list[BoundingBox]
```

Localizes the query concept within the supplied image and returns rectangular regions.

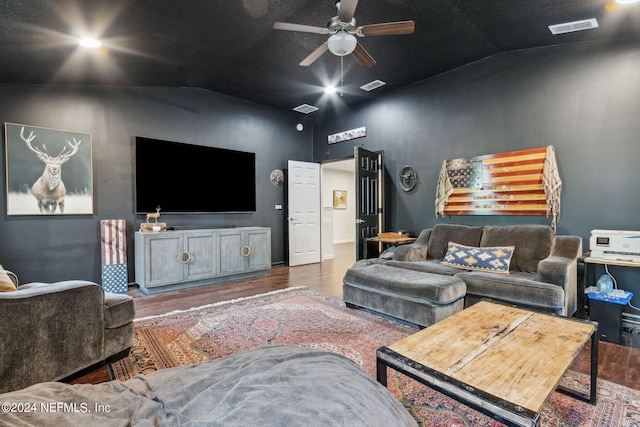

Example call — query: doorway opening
[320,158,356,263]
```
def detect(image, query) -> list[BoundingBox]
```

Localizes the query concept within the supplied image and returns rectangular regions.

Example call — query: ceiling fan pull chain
[340,55,344,97]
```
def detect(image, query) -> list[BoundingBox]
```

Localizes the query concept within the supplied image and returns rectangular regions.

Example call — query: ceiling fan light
[78,37,101,48]
[327,32,357,56]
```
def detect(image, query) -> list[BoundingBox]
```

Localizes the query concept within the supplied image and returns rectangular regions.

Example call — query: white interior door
[288,160,321,266]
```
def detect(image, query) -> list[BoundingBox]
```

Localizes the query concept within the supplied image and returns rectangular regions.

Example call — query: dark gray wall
[313,38,640,302]
[1,85,313,283]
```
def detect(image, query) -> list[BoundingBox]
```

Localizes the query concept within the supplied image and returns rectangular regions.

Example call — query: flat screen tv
[135,136,256,213]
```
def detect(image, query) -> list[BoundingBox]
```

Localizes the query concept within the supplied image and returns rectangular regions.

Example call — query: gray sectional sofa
[0,278,135,393]
[343,224,582,327]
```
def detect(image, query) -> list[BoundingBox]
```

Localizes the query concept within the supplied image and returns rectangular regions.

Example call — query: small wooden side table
[364,235,417,259]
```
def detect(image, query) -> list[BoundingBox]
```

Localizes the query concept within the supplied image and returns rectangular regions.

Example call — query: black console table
[579,254,639,319]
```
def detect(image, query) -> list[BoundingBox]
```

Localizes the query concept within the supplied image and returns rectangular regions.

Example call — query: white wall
[321,162,355,244]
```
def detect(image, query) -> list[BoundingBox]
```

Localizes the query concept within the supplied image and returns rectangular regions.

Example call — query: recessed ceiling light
[616,0,639,4]
[78,37,101,48]
[324,86,337,95]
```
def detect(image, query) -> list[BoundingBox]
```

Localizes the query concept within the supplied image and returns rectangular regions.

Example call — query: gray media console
[134,226,271,294]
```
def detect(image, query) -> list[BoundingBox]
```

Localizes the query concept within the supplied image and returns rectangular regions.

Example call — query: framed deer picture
[4,123,93,215]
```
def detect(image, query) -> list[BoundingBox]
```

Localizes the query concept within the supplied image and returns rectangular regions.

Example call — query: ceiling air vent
[293,104,319,114]
[360,80,386,92]
[548,18,598,35]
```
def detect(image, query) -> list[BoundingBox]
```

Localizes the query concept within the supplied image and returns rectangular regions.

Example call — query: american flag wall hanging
[435,146,562,230]
[100,219,128,293]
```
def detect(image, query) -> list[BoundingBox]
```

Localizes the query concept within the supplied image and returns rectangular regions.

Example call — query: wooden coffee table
[376,300,598,427]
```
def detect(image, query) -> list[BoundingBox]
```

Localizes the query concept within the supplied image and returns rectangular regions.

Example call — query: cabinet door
[184,232,217,280]
[218,230,246,275]
[146,234,184,287]
[245,229,271,271]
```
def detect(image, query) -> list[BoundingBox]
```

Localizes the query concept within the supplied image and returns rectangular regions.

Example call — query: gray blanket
[0,345,417,426]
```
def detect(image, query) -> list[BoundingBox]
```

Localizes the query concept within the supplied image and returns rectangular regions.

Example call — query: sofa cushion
[401,245,428,261]
[427,224,484,260]
[441,242,514,274]
[344,264,466,304]
[456,271,565,312]
[384,259,463,276]
[0,266,16,292]
[480,225,554,273]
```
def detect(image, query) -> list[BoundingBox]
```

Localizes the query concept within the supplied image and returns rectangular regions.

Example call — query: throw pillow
[0,265,17,292]
[441,242,514,274]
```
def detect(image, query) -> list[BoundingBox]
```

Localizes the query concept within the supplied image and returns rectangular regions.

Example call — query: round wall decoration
[399,166,417,192]
[270,169,284,186]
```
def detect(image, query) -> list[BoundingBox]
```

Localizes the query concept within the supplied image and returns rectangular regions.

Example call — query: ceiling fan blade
[358,21,415,37]
[273,22,330,35]
[338,0,359,23]
[352,43,376,68]
[300,43,329,66]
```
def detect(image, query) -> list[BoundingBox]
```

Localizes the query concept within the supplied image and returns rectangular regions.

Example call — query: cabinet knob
[177,251,192,264]
[241,245,251,257]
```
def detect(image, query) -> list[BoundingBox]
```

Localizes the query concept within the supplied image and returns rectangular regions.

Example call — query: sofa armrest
[0,281,106,393]
[537,235,582,316]
[393,228,432,261]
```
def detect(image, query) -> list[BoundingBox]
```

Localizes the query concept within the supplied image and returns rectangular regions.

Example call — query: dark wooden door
[355,147,384,260]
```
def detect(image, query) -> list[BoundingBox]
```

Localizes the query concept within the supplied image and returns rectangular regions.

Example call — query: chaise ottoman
[343,263,466,327]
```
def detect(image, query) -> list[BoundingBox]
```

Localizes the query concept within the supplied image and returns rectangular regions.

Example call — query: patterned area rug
[112,287,640,426]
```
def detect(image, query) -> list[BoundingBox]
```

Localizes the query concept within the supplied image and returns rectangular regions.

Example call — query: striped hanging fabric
[435,146,562,230]
[100,219,128,293]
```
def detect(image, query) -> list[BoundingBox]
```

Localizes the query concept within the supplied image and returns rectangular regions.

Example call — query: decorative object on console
[140,206,167,233]
[333,189,347,209]
[270,169,284,186]
[4,122,93,216]
[441,241,515,274]
[399,165,417,192]
[146,206,161,223]
[435,146,562,230]
[100,220,129,293]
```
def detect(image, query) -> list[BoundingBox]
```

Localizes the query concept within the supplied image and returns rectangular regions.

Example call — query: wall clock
[270,169,284,186]
[399,166,417,192]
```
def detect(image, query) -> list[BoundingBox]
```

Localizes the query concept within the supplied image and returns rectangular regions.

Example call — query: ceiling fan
[273,0,415,69]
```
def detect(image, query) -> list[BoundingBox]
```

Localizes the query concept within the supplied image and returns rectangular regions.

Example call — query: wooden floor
[76,243,640,391]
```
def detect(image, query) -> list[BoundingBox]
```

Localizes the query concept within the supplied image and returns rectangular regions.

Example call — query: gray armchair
[0,274,135,393]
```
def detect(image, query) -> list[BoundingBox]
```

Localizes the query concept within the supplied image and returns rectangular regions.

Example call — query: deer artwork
[146,206,161,224]
[20,126,81,213]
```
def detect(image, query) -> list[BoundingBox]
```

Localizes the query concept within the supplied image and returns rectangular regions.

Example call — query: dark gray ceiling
[1,0,639,113]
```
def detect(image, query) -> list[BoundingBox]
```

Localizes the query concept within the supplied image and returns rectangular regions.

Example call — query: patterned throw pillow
[0,265,17,292]
[441,242,514,274]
